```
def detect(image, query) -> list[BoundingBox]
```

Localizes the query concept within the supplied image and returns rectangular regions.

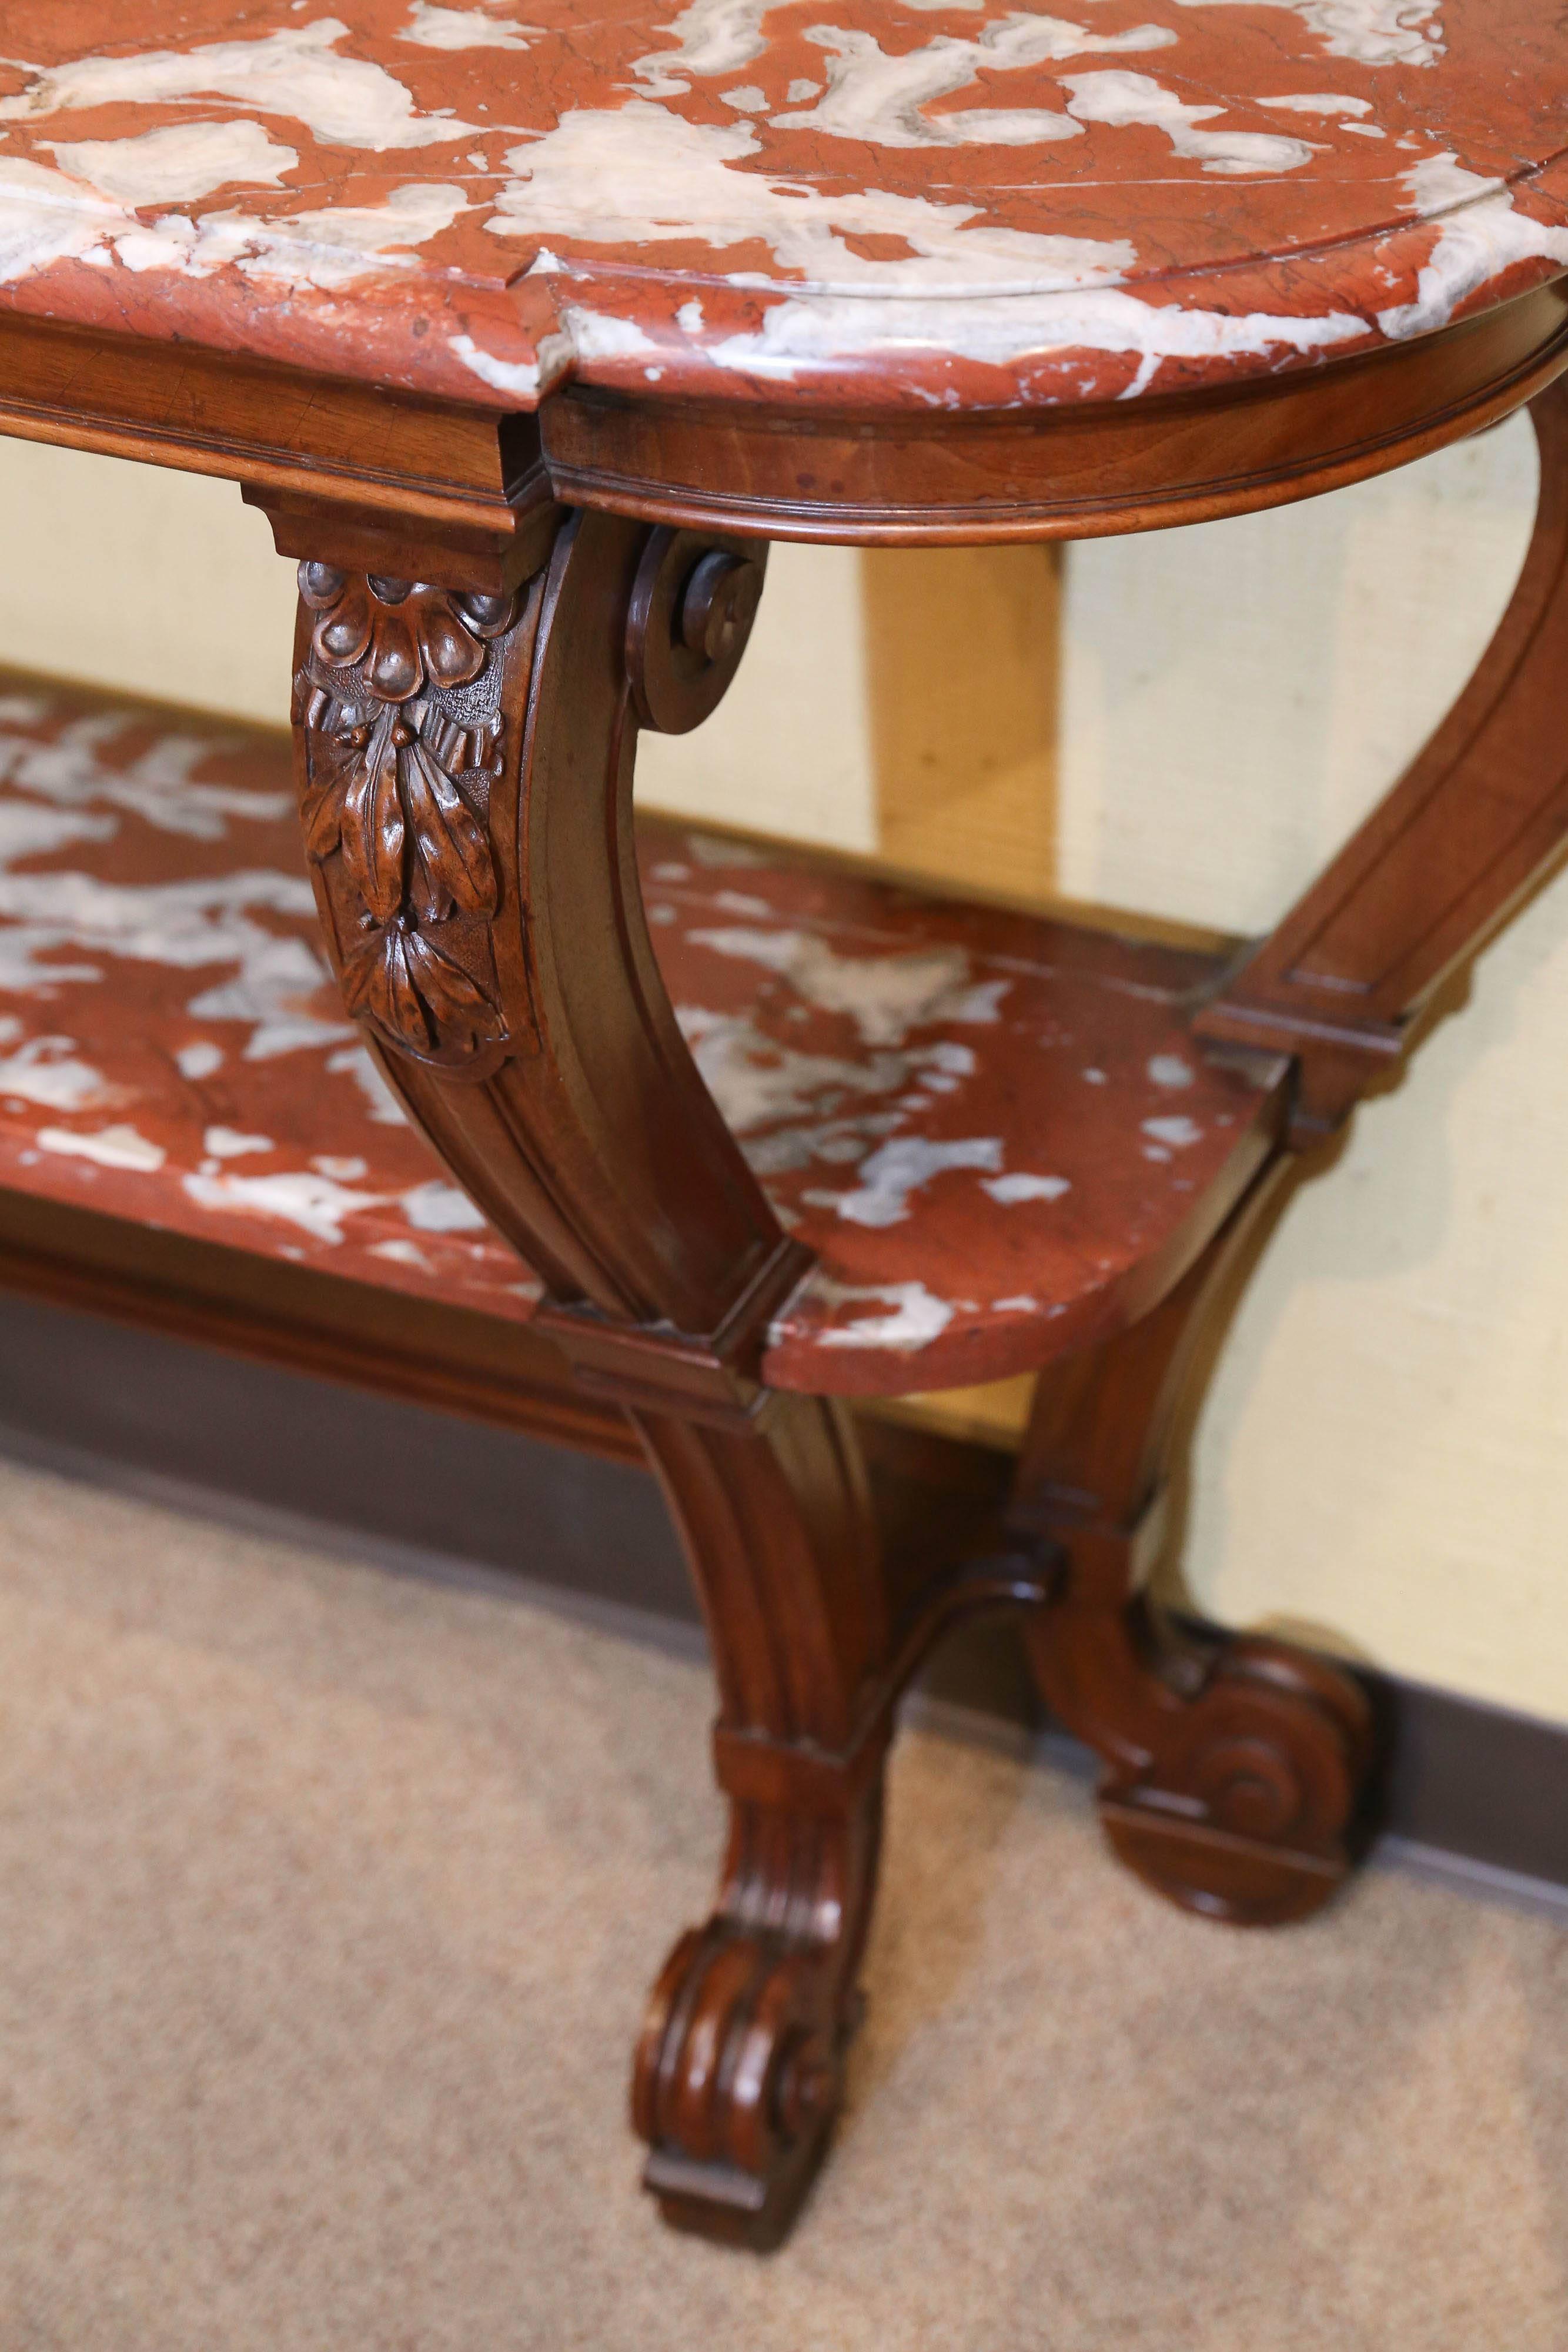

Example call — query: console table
[0,0,1565,2251]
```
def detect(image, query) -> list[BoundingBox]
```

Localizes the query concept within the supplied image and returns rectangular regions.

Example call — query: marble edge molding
[0,143,1566,422]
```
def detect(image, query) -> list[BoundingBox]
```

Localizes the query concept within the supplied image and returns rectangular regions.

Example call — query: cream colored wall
[638,543,878,854]
[0,436,297,725]
[638,536,1062,900]
[1,420,1563,1726]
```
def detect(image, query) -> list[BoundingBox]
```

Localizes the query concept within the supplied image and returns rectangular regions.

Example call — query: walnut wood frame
[6,285,1568,2247]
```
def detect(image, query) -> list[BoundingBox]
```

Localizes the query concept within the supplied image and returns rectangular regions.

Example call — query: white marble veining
[46,121,299,206]
[116,180,471,289]
[771,18,1178,152]
[0,1023,116,1112]
[38,1120,166,1171]
[399,2,534,50]
[490,105,1136,294]
[1379,155,1568,340]
[1142,1114,1204,1147]
[0,712,344,1066]
[485,104,1378,387]
[0,22,476,151]
[685,919,1009,1046]
[787,1274,962,1350]
[806,1132,1004,1226]
[203,1124,275,1157]
[1172,0,1443,68]
[0,148,470,290]
[677,1003,938,1135]
[182,1165,389,1242]
[0,0,1559,405]
[1257,91,1372,112]
[448,329,564,399]
[981,1171,1072,1202]
[1059,70,1316,175]
[401,1177,489,1231]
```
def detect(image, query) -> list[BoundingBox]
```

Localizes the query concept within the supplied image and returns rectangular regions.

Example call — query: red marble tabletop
[0,671,1277,1394]
[0,1,1564,416]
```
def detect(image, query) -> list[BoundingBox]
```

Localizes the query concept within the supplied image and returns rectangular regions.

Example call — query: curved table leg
[1011,1175,1375,1925]
[1021,382,1568,1920]
[285,503,914,2241]
[631,1397,889,2246]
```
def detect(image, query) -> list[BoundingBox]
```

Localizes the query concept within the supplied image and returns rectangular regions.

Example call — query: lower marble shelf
[0,666,1285,1398]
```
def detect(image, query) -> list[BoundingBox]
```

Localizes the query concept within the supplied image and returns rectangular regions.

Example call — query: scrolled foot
[633,1922,851,2250]
[1098,1638,1374,1926]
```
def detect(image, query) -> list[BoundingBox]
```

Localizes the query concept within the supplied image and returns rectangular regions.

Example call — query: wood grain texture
[630,1394,890,2246]
[631,1387,1060,2241]
[0,308,554,590]
[275,508,1084,2238]
[0,1183,638,1462]
[0,273,1563,556]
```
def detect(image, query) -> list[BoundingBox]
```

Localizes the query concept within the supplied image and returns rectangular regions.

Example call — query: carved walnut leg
[631,1396,891,2247]
[627,1404,1055,2242]
[282,500,912,2243]
[1012,1173,1374,1925]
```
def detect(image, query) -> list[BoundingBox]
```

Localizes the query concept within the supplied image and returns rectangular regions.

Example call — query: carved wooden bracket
[287,509,795,1378]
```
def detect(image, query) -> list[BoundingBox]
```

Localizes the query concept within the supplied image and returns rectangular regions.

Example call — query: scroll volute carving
[627,527,767,735]
[292,564,533,1075]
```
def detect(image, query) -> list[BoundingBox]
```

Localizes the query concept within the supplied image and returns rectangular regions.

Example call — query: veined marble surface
[0,1,1563,410]
[0,671,1273,1392]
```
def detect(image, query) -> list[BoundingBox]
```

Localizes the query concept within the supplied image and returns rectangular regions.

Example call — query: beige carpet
[0,1457,1563,2351]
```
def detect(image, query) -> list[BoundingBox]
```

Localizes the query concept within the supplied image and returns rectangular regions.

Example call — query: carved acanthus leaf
[339,704,404,924]
[295,566,517,1067]
[342,916,504,1058]
[400,732,496,922]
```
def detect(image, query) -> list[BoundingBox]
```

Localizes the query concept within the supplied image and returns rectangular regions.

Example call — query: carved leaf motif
[343,918,503,1055]
[299,769,340,864]
[300,705,369,861]
[343,921,422,1050]
[296,564,518,705]
[419,599,490,690]
[400,734,497,921]
[366,606,423,703]
[337,706,404,924]
[401,925,504,1043]
[297,566,519,1064]
[301,570,375,670]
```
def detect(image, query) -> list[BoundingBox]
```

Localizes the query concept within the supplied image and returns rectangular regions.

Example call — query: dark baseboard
[0,1288,1563,1912]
